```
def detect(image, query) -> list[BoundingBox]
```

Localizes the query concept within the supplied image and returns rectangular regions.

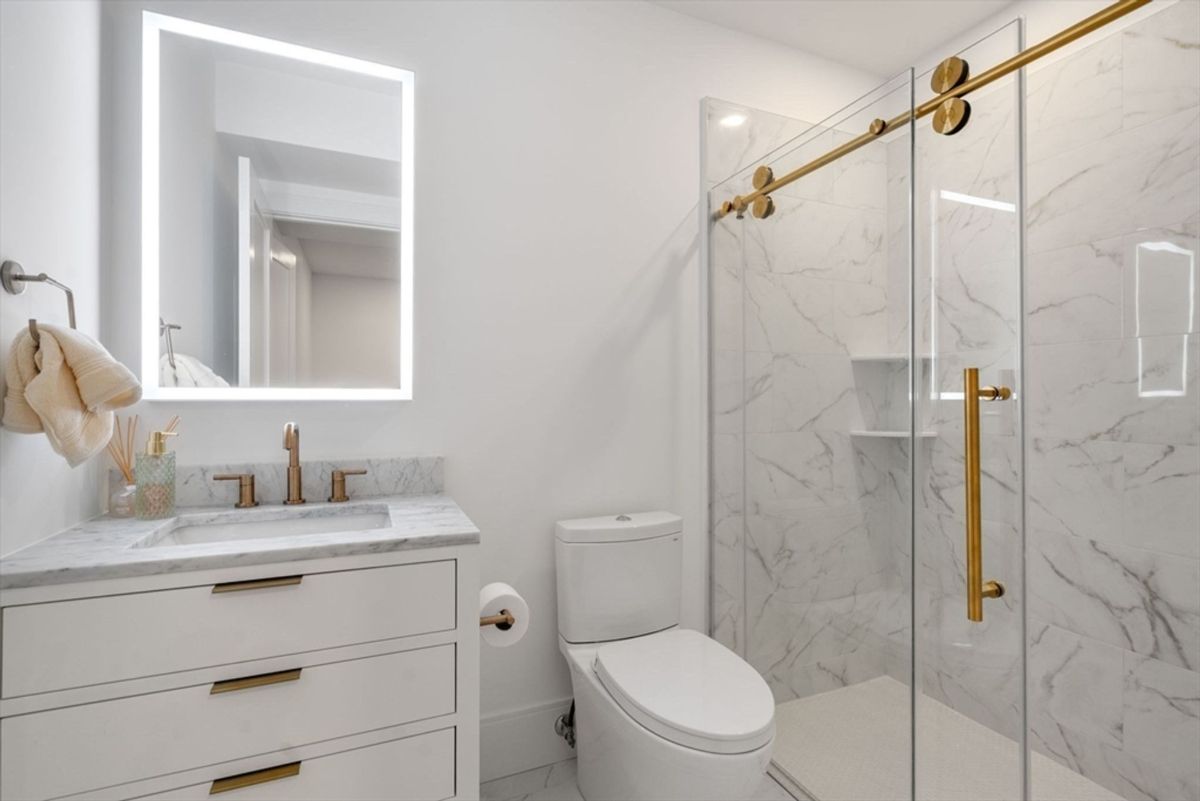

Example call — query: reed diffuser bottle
[135,430,178,519]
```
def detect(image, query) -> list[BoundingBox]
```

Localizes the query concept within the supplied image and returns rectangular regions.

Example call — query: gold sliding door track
[715,0,1151,220]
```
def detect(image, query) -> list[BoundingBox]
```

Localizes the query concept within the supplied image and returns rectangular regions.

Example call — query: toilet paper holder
[479,609,515,631]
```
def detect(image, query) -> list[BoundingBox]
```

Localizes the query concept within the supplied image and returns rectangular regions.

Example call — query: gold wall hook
[931,56,970,94]
[932,97,971,135]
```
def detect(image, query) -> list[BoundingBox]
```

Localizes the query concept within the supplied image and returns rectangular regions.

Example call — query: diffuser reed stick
[107,414,137,484]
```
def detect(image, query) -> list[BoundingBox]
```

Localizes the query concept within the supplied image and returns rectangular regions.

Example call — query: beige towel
[160,352,230,388]
[3,324,142,466]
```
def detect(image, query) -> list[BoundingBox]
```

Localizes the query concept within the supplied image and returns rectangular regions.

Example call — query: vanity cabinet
[0,546,479,801]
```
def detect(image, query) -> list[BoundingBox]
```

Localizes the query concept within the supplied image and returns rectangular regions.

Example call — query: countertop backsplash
[109,456,443,509]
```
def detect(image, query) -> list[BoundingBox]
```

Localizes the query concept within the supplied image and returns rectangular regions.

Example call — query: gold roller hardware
[963,368,1010,622]
[212,575,303,594]
[210,668,301,695]
[714,0,1151,220]
[480,609,515,630]
[210,761,301,795]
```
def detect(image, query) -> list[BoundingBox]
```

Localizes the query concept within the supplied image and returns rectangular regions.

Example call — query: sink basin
[141,509,391,548]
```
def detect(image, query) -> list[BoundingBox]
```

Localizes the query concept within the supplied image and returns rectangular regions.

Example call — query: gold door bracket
[933,97,971,135]
[964,367,1010,622]
[931,56,970,93]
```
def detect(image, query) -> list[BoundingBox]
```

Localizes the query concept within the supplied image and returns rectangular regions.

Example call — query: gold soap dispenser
[135,430,178,520]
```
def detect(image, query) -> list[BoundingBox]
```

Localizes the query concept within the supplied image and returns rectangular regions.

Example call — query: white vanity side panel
[0,644,455,801]
[138,727,455,801]
[1,559,455,697]
[454,546,480,799]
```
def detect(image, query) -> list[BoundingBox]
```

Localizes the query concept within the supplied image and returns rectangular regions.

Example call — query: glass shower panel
[707,70,916,801]
[1024,3,1200,800]
[912,20,1027,801]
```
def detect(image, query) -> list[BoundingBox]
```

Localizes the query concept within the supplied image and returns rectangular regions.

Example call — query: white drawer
[1,560,455,697]
[0,645,455,801]
[139,728,456,801]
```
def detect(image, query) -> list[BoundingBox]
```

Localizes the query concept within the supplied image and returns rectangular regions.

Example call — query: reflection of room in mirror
[152,18,409,394]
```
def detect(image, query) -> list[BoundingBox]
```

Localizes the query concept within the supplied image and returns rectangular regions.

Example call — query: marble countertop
[0,494,479,590]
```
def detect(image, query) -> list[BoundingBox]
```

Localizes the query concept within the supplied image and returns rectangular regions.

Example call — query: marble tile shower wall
[707,99,815,661]
[1023,5,1198,799]
[708,98,913,701]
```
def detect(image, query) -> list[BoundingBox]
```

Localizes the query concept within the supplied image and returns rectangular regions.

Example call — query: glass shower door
[912,20,1028,801]
[705,70,918,801]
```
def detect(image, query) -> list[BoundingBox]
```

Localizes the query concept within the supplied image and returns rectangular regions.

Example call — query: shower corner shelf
[849,353,933,363]
[850,429,937,439]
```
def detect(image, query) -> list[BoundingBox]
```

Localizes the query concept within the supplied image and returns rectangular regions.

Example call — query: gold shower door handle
[963,368,1010,622]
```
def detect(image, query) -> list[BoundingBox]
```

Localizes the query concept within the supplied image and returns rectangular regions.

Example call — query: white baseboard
[480,696,576,782]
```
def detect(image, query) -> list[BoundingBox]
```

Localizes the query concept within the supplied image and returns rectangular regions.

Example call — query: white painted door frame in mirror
[141,11,414,400]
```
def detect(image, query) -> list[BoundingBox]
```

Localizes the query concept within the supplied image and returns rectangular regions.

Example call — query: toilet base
[563,641,773,801]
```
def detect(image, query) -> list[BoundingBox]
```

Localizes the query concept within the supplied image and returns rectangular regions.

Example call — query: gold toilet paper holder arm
[480,609,515,630]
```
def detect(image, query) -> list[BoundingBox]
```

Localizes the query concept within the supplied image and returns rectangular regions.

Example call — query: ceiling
[273,218,399,281]
[654,0,1014,77]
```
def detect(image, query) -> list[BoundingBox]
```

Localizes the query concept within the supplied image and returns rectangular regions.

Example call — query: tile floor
[480,758,797,801]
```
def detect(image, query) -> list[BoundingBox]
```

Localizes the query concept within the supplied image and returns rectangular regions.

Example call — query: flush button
[616,515,632,522]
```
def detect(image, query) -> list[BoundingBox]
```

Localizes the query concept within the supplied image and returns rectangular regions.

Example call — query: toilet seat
[593,629,774,755]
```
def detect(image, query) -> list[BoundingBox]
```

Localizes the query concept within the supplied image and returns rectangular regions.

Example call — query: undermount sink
[139,508,391,548]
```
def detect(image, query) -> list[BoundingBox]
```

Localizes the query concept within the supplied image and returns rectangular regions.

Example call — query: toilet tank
[555,512,682,644]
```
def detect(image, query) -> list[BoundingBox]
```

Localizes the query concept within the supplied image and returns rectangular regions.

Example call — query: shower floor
[771,676,1122,801]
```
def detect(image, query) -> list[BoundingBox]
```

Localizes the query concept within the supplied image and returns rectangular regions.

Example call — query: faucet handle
[328,468,368,503]
[213,474,259,508]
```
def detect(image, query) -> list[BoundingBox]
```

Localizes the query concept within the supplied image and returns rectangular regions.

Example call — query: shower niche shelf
[850,429,936,439]
[849,353,933,363]
[848,350,933,440]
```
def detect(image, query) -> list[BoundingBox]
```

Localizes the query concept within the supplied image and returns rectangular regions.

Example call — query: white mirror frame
[141,11,414,400]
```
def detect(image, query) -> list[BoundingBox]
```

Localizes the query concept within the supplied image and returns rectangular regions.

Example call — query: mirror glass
[143,13,413,399]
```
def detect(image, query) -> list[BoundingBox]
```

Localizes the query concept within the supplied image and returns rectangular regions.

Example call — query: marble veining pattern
[112,455,444,509]
[0,493,478,589]
[708,7,1199,798]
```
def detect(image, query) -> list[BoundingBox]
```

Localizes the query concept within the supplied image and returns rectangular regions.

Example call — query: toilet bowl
[555,513,775,801]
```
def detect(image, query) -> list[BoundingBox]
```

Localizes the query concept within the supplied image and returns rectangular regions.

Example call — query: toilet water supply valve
[555,702,576,749]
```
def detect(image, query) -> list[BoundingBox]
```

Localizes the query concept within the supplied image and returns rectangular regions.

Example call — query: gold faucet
[329,468,368,502]
[283,422,305,504]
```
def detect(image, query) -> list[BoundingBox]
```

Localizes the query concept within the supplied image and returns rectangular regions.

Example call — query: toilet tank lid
[555,511,682,543]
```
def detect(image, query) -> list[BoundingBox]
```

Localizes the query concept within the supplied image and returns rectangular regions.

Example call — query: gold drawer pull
[210,761,301,795]
[212,575,302,594]
[211,668,301,695]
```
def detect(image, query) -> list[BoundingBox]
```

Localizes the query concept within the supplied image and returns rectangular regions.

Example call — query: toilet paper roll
[479,582,529,648]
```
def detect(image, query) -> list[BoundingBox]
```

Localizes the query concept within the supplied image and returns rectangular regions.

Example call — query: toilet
[555,512,775,801]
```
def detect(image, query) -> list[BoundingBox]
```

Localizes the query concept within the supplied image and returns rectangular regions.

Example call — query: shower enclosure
[705,3,1198,800]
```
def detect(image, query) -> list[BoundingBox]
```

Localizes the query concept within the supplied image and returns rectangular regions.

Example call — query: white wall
[309,273,401,386]
[99,0,879,777]
[215,61,402,162]
[159,35,217,367]
[0,0,103,556]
